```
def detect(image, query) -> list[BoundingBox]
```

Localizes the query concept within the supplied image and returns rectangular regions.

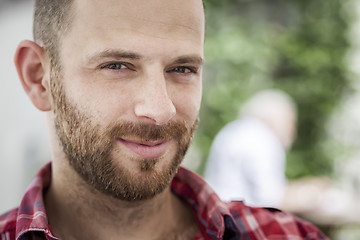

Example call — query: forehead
[57,0,205,65]
[69,0,205,42]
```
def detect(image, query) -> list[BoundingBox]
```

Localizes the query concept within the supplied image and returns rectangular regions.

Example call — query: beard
[50,67,198,201]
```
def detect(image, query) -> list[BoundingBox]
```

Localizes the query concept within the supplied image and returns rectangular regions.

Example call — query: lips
[117,138,170,159]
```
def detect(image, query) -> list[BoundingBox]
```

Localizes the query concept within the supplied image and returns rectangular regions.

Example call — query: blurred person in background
[0,1,327,239]
[205,89,297,208]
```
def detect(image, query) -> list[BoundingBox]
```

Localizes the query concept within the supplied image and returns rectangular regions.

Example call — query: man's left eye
[172,67,196,74]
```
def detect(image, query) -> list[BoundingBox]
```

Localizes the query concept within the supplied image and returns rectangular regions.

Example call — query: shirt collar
[171,166,240,239]
[16,162,57,240]
[16,163,239,240]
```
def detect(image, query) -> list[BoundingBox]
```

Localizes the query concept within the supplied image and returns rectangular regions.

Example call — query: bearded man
[0,0,328,239]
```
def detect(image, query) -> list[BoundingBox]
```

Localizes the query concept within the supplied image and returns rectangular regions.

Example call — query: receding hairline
[33,0,205,49]
[33,0,75,60]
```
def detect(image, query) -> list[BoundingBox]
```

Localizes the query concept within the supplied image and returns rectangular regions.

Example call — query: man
[0,0,327,239]
[205,89,297,208]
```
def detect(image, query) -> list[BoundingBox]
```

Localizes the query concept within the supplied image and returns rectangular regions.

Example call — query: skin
[14,0,205,239]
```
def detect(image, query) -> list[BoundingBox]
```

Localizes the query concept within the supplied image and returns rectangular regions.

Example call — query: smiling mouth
[117,138,171,159]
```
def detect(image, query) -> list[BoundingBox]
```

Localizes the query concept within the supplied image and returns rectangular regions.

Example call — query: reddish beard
[50,69,198,201]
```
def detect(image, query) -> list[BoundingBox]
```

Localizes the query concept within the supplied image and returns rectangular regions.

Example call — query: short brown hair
[33,0,74,61]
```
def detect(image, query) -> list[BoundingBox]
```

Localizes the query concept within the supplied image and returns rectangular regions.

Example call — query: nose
[134,73,176,125]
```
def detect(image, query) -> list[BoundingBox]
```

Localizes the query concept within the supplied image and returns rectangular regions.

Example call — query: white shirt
[204,118,286,208]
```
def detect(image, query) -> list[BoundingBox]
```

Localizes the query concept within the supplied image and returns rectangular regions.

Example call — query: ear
[14,40,52,111]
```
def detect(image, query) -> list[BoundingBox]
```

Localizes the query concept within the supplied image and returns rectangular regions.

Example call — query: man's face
[50,0,204,201]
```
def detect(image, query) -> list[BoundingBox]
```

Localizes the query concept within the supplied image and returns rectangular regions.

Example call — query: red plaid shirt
[0,163,328,240]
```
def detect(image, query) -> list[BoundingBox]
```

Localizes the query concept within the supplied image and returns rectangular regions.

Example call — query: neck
[45,160,198,240]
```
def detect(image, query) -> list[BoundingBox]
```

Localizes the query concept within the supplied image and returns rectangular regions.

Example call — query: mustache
[107,120,195,142]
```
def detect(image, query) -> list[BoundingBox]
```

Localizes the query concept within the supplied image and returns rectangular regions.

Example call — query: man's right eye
[101,63,128,70]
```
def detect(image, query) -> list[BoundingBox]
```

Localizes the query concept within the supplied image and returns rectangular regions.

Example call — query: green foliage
[196,0,352,179]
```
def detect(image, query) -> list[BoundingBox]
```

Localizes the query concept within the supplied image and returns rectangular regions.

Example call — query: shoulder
[210,119,255,152]
[0,207,18,239]
[226,201,329,240]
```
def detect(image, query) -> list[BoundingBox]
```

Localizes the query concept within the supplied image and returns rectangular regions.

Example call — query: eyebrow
[87,49,203,66]
[87,49,142,64]
[173,55,204,66]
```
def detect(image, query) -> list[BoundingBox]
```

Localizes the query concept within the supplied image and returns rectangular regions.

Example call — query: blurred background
[0,0,51,214]
[1,0,360,239]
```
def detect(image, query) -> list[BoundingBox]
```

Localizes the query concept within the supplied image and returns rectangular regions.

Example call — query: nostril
[134,98,176,125]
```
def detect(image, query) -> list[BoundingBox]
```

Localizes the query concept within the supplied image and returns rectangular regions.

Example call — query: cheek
[90,91,136,123]
[170,84,202,122]
[63,84,132,124]
[63,69,137,122]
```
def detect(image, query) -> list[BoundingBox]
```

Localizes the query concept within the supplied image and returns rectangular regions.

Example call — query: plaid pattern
[0,163,57,240]
[172,167,329,240]
[0,163,328,240]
